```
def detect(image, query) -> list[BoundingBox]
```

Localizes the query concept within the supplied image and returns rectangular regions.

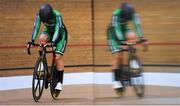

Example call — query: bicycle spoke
[131,75,144,97]
[38,62,44,72]
[35,79,40,94]
[39,80,41,94]
[132,76,143,85]
[34,81,38,93]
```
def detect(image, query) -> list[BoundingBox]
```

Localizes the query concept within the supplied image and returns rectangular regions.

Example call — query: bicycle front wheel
[129,58,144,98]
[32,57,46,102]
[131,71,144,98]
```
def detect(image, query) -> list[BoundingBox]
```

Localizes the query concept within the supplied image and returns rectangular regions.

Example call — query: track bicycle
[27,42,61,102]
[117,39,147,98]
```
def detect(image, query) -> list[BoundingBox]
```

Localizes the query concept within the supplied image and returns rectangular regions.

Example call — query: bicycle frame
[29,43,55,75]
[120,39,147,97]
[121,39,146,85]
[127,45,139,86]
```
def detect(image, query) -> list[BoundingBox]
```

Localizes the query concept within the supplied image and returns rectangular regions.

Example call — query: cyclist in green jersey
[107,2,146,93]
[28,4,68,91]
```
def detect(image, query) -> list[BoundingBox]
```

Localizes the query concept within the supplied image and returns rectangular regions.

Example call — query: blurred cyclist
[107,2,146,94]
[28,4,68,92]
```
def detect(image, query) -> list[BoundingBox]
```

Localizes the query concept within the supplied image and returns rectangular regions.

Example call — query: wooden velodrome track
[0,0,180,105]
[0,85,179,105]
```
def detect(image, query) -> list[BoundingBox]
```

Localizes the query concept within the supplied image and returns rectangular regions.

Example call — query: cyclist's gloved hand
[27,40,34,47]
[139,37,145,41]
[51,42,56,47]
[27,40,34,55]
[28,40,34,45]
[143,43,148,52]
[51,42,56,51]
[139,37,148,52]
[31,40,35,45]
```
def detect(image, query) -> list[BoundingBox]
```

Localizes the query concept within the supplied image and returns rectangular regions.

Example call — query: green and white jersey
[107,8,144,53]
[31,10,68,55]
[108,8,144,41]
[31,10,66,44]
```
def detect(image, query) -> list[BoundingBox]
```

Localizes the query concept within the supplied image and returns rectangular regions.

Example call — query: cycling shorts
[107,27,131,54]
[41,27,68,55]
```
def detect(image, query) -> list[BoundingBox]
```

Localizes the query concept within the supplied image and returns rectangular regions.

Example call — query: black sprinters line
[0,64,93,71]
[93,64,180,67]
[0,64,180,71]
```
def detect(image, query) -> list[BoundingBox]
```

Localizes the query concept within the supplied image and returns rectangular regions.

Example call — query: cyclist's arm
[132,14,148,51]
[132,13,144,38]
[112,14,124,41]
[31,14,41,41]
[52,15,63,45]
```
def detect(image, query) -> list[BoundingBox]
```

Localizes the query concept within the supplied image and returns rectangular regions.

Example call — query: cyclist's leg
[107,37,124,92]
[54,28,68,91]
[40,33,47,44]
[53,54,64,91]
[112,50,124,90]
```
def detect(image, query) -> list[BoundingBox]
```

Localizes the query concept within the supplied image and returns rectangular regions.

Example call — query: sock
[113,68,123,81]
[56,70,64,84]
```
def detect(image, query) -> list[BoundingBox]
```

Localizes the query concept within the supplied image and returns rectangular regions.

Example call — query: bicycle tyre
[129,58,144,98]
[131,73,144,98]
[32,57,46,102]
[50,65,61,99]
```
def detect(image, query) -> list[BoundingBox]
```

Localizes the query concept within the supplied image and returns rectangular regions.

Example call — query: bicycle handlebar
[27,42,54,55]
[27,42,33,55]
[120,39,147,46]
[120,39,148,52]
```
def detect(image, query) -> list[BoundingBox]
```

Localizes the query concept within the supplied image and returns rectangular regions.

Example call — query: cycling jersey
[107,8,144,53]
[31,10,68,55]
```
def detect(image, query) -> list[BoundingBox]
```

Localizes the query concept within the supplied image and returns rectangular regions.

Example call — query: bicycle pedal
[116,91,123,97]
[115,89,124,97]
[53,93,58,98]
[53,90,60,98]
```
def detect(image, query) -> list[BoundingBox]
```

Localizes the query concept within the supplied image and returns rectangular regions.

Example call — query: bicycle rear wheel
[32,57,46,102]
[50,65,61,99]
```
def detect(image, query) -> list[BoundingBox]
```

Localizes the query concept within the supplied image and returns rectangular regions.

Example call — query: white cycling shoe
[113,81,124,96]
[55,82,63,91]
[113,81,123,89]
